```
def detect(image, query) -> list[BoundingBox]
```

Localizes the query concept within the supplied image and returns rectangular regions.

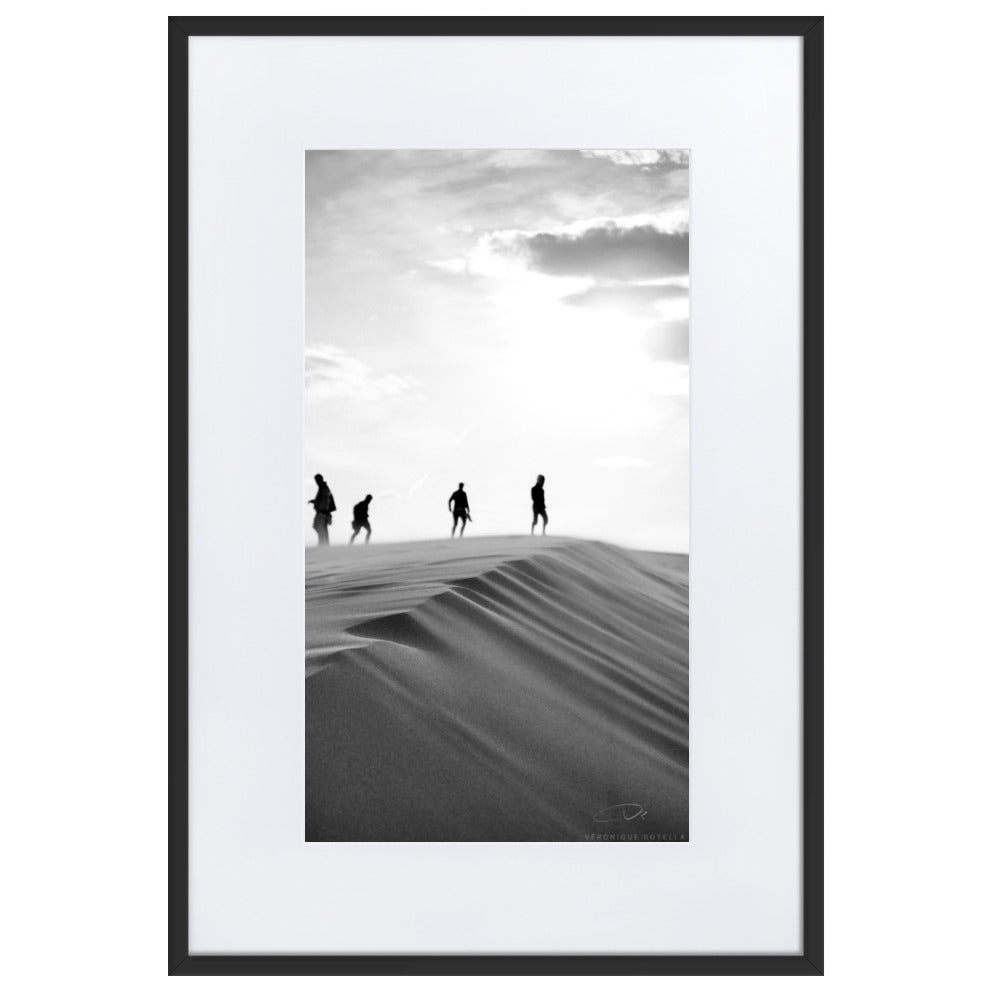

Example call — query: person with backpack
[309,473,336,546]
[350,494,374,545]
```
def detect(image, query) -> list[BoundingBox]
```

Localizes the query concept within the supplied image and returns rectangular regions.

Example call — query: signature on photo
[593,803,648,824]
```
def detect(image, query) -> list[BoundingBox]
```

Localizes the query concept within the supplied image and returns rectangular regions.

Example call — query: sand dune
[305,537,688,841]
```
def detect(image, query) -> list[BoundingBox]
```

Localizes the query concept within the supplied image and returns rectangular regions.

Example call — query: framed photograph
[170,16,823,974]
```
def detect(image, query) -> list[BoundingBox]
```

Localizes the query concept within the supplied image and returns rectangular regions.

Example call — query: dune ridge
[306,536,688,841]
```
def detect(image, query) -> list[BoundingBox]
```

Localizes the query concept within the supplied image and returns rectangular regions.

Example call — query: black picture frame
[169,16,823,976]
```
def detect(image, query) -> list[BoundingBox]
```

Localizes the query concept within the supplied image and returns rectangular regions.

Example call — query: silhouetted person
[309,473,336,546]
[531,474,548,536]
[448,482,472,537]
[350,494,373,544]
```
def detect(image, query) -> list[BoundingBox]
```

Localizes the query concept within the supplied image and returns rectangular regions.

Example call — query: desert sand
[305,536,688,841]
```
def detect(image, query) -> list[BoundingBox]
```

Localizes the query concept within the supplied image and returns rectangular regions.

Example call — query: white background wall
[1,1,997,996]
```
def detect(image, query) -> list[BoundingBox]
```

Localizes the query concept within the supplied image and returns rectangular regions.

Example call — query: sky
[305,149,689,552]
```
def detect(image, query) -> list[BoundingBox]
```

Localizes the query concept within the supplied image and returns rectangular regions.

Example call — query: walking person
[531,474,548,536]
[350,494,373,545]
[309,473,336,546]
[448,482,472,538]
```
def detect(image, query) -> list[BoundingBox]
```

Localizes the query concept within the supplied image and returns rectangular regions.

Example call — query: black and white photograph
[304,150,690,842]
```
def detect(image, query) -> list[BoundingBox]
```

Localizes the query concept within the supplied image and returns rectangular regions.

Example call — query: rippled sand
[306,537,688,841]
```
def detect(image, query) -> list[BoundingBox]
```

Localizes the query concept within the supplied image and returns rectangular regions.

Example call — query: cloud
[305,345,420,403]
[523,223,688,280]
[562,282,688,314]
[581,149,689,169]
[642,319,689,362]
[432,215,689,287]
[593,456,652,468]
